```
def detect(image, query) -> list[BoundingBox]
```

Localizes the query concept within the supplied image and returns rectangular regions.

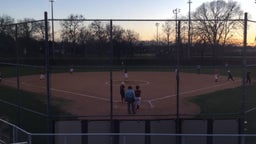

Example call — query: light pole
[188,0,192,59]
[155,22,159,46]
[49,0,55,57]
[173,8,180,43]
[173,9,181,143]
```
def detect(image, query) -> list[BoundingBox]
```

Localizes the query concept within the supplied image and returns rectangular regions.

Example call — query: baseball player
[214,69,219,82]
[124,67,128,80]
[134,85,142,110]
[246,71,251,84]
[70,67,74,74]
[227,70,234,81]
[40,69,45,80]
[120,82,125,103]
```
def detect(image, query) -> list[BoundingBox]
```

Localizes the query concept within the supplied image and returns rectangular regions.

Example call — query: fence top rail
[0,18,246,27]
[30,132,256,137]
[51,18,244,22]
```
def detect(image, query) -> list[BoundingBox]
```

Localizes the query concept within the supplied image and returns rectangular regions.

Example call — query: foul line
[246,107,256,114]
[146,80,241,108]
[51,88,110,102]
[3,79,242,108]
[3,80,111,102]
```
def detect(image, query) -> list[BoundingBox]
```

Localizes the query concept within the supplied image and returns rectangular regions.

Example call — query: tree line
[0,0,246,63]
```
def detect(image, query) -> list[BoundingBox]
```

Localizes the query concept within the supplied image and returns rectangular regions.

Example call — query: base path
[2,71,241,119]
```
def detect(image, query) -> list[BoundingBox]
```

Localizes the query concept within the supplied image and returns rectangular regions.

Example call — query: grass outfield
[189,84,256,133]
[0,85,72,144]
[1,64,255,76]
[0,85,72,132]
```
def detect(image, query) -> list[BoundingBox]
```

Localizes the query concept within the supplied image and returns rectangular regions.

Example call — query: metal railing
[1,118,256,144]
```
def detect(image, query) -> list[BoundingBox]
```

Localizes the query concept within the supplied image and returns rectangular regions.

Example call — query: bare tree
[124,29,139,44]
[192,0,243,58]
[0,15,15,35]
[60,14,84,54]
[107,24,125,42]
[30,21,50,41]
[77,26,94,57]
[17,18,43,56]
[78,26,92,44]
[162,21,173,44]
[17,18,42,39]
[0,15,15,56]
[124,29,139,57]
[89,21,108,42]
[89,21,108,56]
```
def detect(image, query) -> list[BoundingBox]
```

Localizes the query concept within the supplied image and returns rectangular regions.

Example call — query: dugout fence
[0,12,256,143]
[1,117,256,144]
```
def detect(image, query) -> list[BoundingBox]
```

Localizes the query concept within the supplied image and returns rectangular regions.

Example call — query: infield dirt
[2,71,241,119]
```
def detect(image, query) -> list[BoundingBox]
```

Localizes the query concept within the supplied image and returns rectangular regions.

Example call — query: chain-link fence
[1,16,255,66]
[0,12,256,142]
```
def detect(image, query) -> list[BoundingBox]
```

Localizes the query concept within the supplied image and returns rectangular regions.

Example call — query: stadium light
[49,0,55,57]
[155,22,159,46]
[188,0,192,59]
[173,9,181,140]
[173,8,180,43]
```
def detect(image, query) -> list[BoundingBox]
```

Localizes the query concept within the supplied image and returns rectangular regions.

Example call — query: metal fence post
[28,134,32,144]
[44,11,53,144]
[122,135,126,144]
[240,12,248,144]
[12,126,17,143]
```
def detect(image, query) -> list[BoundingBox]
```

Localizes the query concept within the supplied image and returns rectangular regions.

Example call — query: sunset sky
[1,0,256,44]
[1,0,256,19]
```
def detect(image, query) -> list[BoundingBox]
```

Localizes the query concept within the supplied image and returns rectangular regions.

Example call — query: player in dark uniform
[120,82,125,103]
[134,85,141,110]
[227,70,234,81]
[246,71,251,84]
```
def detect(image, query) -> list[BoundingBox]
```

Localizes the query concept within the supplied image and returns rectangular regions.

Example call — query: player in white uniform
[40,69,45,80]
[70,67,74,74]
[124,67,128,80]
[214,69,219,82]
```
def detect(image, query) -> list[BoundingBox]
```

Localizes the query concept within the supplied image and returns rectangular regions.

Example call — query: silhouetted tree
[162,21,175,56]
[0,15,15,36]
[17,18,43,56]
[106,24,125,60]
[17,18,40,38]
[123,29,139,57]
[78,26,93,57]
[60,14,84,55]
[35,21,50,41]
[192,0,243,59]
[89,21,108,56]
[0,15,15,57]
